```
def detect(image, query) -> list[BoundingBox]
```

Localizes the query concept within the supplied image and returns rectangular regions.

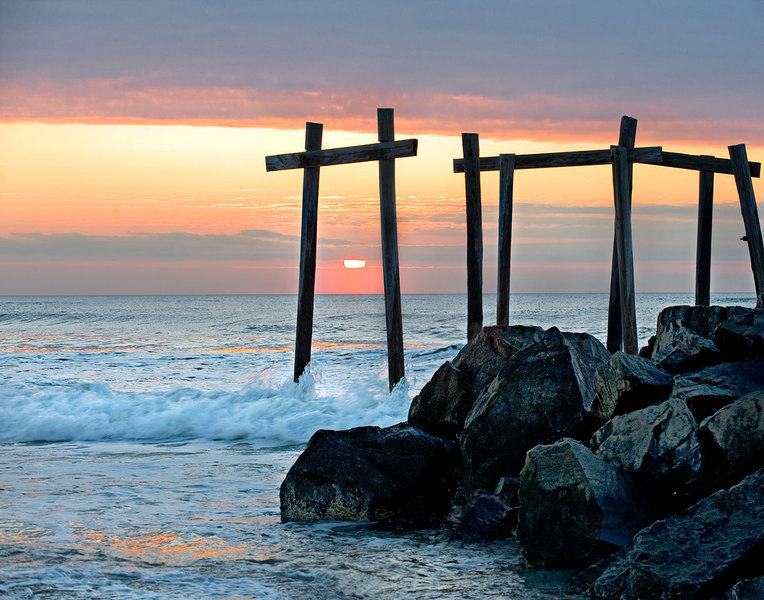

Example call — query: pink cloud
[3,79,763,145]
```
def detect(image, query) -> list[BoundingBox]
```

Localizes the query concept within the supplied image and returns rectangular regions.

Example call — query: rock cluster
[280,304,764,599]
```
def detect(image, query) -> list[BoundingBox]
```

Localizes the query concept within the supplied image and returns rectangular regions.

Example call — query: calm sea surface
[0,293,756,598]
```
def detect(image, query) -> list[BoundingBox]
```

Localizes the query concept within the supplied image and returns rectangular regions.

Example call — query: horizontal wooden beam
[453,146,662,173]
[266,139,418,171]
[636,151,761,178]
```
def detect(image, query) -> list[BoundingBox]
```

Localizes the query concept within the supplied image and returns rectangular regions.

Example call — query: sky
[1,0,763,295]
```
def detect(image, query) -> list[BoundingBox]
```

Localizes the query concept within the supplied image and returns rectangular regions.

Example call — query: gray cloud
[2,1,762,139]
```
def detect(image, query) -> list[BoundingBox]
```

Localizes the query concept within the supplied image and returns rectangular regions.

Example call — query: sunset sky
[1,0,763,294]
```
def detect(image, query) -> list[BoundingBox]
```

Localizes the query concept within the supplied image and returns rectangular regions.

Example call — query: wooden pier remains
[454,116,762,354]
[265,109,417,389]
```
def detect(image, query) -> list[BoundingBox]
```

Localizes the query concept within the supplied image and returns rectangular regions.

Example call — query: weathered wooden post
[607,116,637,352]
[294,122,323,382]
[496,153,515,326]
[265,110,417,388]
[728,144,764,299]
[462,133,483,340]
[611,146,638,354]
[695,166,714,306]
[377,108,405,388]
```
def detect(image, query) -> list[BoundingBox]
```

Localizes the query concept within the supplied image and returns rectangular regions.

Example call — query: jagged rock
[700,391,764,474]
[456,490,516,541]
[459,328,610,496]
[408,325,543,438]
[652,305,749,357]
[280,424,456,527]
[517,439,656,566]
[494,476,520,507]
[592,351,674,420]
[670,360,764,420]
[591,398,703,493]
[586,468,764,600]
[652,326,723,373]
[715,307,764,360]
[639,335,656,359]
[714,576,764,600]
[407,361,472,439]
[451,324,545,394]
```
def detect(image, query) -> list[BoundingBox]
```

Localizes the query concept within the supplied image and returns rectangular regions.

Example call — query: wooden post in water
[695,167,714,306]
[462,133,483,340]
[294,122,323,381]
[607,116,637,352]
[377,108,405,389]
[728,144,764,299]
[496,154,515,326]
[611,146,638,354]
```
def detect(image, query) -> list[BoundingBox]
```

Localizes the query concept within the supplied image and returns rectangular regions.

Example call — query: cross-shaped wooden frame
[266,109,418,389]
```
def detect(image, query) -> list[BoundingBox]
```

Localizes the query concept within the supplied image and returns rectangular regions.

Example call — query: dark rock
[451,324,545,394]
[459,328,610,496]
[408,325,543,439]
[652,325,723,374]
[407,361,472,439]
[456,490,516,541]
[639,335,656,359]
[715,307,764,360]
[586,468,764,600]
[494,476,520,507]
[714,576,764,600]
[517,439,656,566]
[280,424,456,527]
[591,398,703,493]
[592,351,674,420]
[700,391,764,475]
[670,360,764,421]
[652,305,749,357]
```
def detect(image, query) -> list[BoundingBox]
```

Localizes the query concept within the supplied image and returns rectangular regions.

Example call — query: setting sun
[343,259,367,269]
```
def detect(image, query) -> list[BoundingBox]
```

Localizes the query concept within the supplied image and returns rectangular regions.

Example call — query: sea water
[0,293,756,598]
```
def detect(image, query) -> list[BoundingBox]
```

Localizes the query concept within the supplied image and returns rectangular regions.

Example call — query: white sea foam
[0,372,411,445]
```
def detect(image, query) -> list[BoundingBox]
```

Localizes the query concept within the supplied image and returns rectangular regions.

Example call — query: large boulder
[650,305,748,373]
[591,398,703,494]
[407,361,472,439]
[280,424,456,527]
[652,305,749,353]
[517,439,656,566]
[700,391,764,475]
[670,360,764,420]
[586,468,764,600]
[715,307,764,360]
[452,324,545,393]
[652,326,722,374]
[592,351,674,420]
[408,325,543,438]
[459,328,610,496]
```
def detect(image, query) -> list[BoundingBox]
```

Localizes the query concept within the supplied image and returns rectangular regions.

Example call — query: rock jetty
[280,303,764,599]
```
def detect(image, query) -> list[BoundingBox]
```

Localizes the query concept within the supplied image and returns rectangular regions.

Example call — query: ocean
[0,292,757,599]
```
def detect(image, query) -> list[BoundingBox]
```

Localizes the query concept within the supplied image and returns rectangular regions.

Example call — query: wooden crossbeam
[637,151,761,177]
[266,139,417,172]
[453,146,662,173]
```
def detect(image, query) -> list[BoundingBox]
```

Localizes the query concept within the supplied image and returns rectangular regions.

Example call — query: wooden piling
[294,122,323,381]
[607,116,637,352]
[378,108,405,389]
[462,133,483,341]
[695,168,714,306]
[728,144,764,298]
[497,154,515,327]
[612,146,638,354]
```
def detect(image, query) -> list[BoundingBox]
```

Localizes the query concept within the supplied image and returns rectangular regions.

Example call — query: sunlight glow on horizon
[1,120,762,294]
